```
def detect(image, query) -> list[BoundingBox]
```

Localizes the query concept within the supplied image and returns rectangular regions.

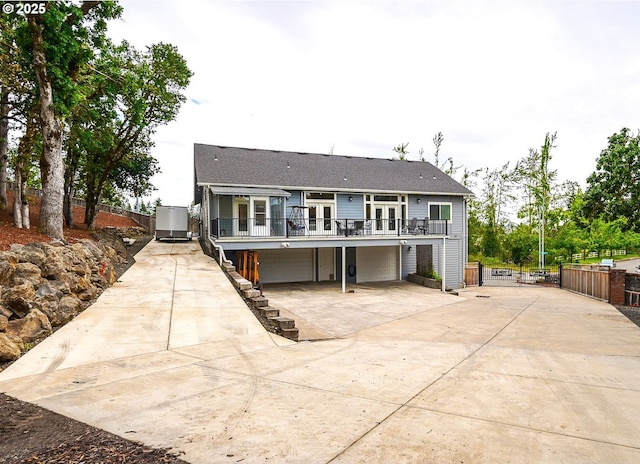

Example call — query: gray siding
[286,190,303,208]
[337,194,364,218]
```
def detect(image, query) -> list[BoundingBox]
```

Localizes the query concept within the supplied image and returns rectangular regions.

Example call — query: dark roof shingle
[194,144,473,196]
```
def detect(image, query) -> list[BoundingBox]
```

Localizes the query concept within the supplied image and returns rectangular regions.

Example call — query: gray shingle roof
[194,144,474,199]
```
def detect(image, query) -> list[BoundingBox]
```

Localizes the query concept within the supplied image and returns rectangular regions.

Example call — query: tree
[393,142,409,160]
[78,41,191,229]
[21,1,121,239]
[582,128,640,232]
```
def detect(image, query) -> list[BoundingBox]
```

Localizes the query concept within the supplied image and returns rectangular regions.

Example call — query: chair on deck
[354,220,365,235]
[336,220,347,236]
[288,220,305,235]
[408,217,418,234]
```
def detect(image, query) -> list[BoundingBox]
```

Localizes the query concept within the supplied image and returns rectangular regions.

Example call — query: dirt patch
[616,305,640,328]
[0,393,187,464]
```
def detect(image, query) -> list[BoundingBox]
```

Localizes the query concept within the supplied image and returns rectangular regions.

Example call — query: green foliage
[582,128,640,232]
[417,264,440,280]
[504,224,536,264]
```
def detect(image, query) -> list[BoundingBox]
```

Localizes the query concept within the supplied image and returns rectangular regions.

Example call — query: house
[194,144,474,291]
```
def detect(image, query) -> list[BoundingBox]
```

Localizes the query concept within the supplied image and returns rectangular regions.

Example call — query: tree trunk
[0,89,8,210]
[13,169,22,228]
[28,16,65,240]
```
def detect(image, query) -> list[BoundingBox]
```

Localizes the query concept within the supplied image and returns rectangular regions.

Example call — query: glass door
[307,202,334,235]
[374,205,397,234]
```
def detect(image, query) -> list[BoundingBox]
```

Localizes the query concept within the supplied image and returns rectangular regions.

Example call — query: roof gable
[194,144,473,196]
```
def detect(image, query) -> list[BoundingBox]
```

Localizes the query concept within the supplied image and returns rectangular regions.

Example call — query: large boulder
[10,243,47,268]
[0,251,17,286]
[0,333,23,362]
[34,294,82,326]
[6,308,52,343]
[2,281,36,318]
[14,262,42,286]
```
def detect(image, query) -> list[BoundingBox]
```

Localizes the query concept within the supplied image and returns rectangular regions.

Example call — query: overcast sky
[108,0,640,208]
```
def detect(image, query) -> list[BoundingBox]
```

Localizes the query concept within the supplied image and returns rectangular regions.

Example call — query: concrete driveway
[2,241,640,463]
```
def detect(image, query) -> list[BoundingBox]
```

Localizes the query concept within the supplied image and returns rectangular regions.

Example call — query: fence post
[609,269,626,305]
[559,264,563,289]
[478,262,483,287]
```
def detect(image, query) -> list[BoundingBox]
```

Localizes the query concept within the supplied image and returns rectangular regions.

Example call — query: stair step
[260,307,279,318]
[270,316,295,330]
[281,327,299,341]
[243,288,260,298]
[222,262,236,272]
[252,296,269,307]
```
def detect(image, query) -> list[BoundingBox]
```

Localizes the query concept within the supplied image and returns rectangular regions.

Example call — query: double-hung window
[429,203,451,221]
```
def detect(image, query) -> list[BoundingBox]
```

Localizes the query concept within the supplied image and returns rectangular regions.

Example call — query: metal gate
[479,263,560,287]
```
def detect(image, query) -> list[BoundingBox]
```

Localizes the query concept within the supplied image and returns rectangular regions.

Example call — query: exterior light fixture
[214,154,219,161]
[419,174,423,179]
[343,176,348,181]
[286,161,290,168]
[349,195,353,201]
[417,198,421,203]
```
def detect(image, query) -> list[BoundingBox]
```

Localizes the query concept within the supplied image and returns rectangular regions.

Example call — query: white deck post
[442,237,446,292]
[342,246,346,293]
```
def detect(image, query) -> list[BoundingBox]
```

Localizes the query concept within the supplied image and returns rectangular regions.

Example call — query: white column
[341,246,346,294]
[442,237,446,292]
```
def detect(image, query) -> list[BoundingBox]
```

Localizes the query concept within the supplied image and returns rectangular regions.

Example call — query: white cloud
[107,0,640,207]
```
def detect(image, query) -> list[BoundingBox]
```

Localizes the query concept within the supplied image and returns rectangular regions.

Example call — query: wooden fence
[560,264,611,302]
[465,262,479,286]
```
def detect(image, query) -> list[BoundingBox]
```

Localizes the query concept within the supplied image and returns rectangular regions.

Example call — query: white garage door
[356,246,398,283]
[258,249,314,283]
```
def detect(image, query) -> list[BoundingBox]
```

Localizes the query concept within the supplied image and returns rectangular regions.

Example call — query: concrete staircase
[222,262,299,341]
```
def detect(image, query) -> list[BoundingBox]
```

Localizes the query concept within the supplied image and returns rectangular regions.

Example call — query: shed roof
[194,144,474,199]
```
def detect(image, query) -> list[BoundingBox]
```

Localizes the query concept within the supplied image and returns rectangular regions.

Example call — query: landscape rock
[10,243,47,267]
[2,281,36,318]
[0,333,22,362]
[0,235,133,361]
[15,262,42,286]
[6,308,52,343]
[0,252,17,286]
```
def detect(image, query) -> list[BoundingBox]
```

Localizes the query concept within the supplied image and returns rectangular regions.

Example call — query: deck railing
[211,217,448,239]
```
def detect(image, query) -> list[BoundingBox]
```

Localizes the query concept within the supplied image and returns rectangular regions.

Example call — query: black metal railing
[211,217,448,239]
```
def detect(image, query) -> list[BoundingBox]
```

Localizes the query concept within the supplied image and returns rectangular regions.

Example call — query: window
[306,192,335,200]
[255,200,266,226]
[429,203,451,221]
[373,195,398,202]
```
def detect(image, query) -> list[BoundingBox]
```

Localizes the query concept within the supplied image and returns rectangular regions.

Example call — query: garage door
[258,249,314,284]
[356,246,398,283]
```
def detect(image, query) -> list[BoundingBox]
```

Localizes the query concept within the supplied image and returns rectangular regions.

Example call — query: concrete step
[251,296,269,308]
[243,288,261,298]
[222,262,236,272]
[270,316,295,330]
[260,306,279,318]
[281,327,299,341]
